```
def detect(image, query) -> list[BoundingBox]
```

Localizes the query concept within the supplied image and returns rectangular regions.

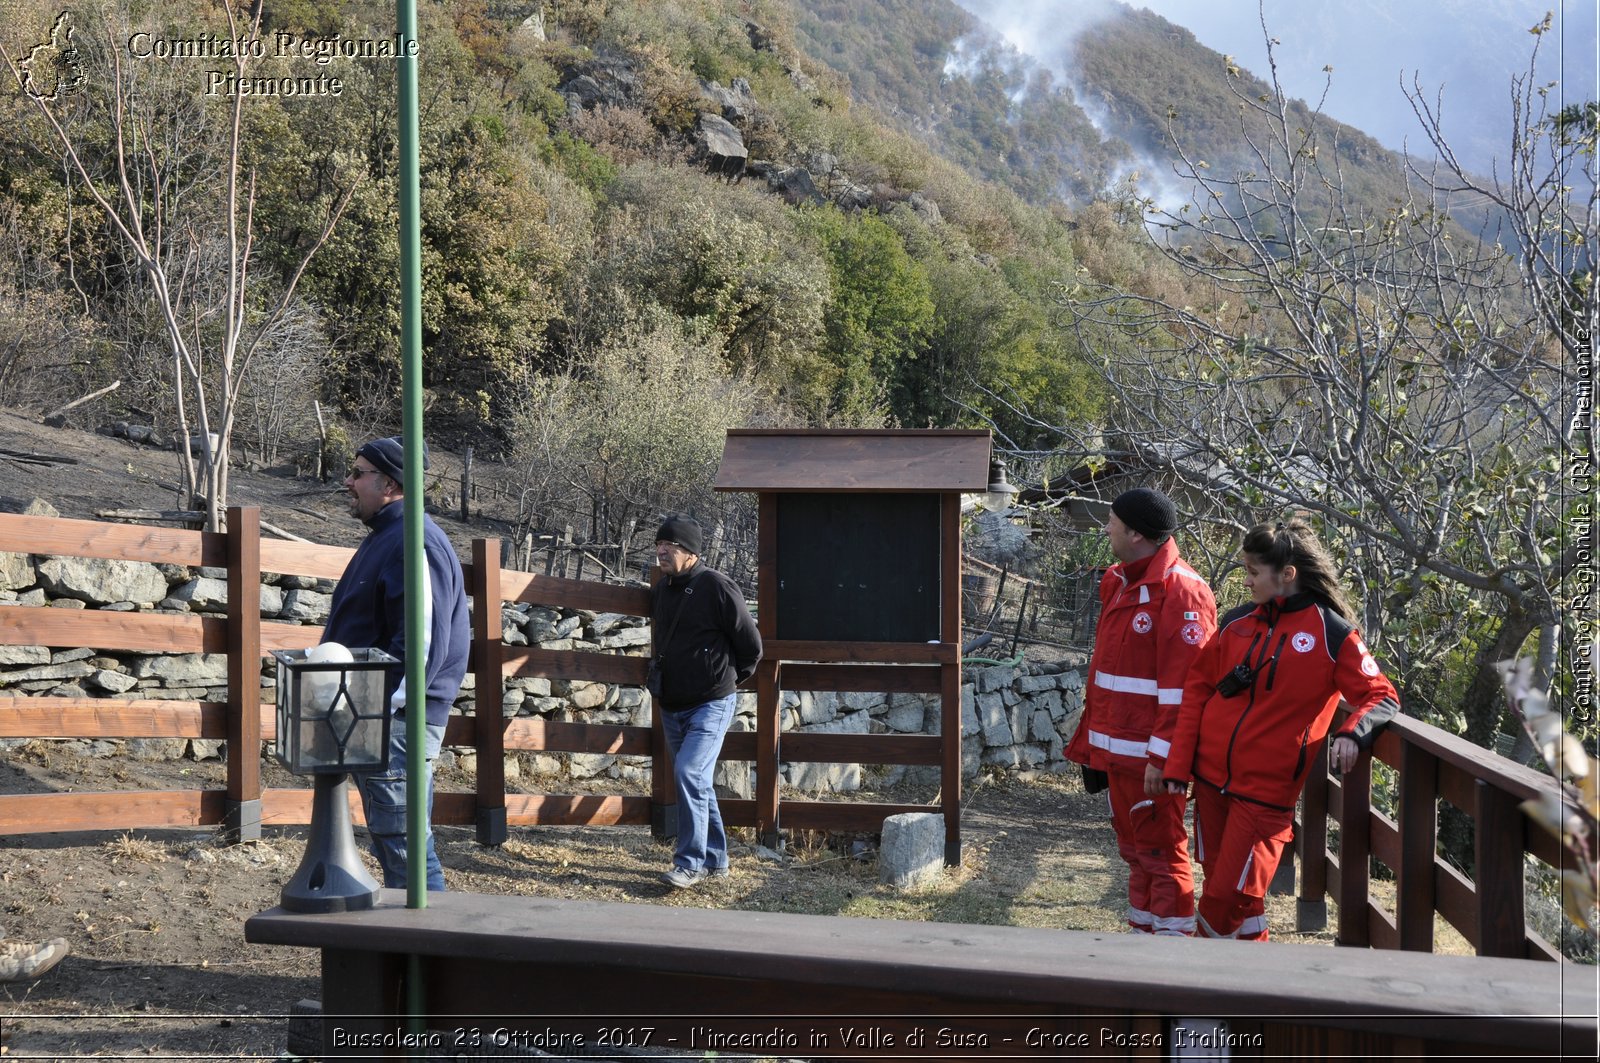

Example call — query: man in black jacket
[650,515,762,889]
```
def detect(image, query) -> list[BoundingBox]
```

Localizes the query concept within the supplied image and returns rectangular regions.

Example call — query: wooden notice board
[774,493,941,642]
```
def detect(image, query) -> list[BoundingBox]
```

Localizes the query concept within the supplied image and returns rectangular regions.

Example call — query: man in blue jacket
[322,436,470,891]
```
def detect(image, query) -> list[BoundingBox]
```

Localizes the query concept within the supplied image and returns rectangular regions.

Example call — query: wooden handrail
[244,891,1597,1061]
[1297,708,1572,961]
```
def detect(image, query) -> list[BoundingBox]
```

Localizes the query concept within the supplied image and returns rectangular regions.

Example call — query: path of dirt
[0,766,1094,1060]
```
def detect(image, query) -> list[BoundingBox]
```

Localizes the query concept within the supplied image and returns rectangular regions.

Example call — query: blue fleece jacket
[322,499,470,726]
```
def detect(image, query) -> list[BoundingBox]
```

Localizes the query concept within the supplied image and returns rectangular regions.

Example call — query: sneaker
[0,937,69,982]
[659,866,706,889]
[707,866,730,878]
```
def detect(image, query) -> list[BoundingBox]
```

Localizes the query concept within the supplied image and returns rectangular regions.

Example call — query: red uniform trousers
[1107,768,1194,935]
[1191,782,1294,941]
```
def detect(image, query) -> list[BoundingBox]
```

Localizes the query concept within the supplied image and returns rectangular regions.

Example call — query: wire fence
[495,490,1102,655]
[496,498,760,596]
[961,558,1105,655]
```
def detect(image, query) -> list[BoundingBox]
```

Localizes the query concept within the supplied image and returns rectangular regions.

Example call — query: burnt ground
[0,407,501,553]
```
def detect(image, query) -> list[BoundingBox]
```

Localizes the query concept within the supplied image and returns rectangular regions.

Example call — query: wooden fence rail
[246,890,1596,1062]
[0,508,1582,962]
[1297,708,1581,961]
[0,508,951,846]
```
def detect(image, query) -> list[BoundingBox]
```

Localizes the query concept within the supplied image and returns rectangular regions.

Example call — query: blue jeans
[355,718,446,890]
[661,694,736,873]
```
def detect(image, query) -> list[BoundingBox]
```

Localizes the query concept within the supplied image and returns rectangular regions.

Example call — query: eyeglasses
[346,466,382,481]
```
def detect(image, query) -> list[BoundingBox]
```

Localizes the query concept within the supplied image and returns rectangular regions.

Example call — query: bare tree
[508,296,762,575]
[1009,23,1592,750]
[0,2,355,530]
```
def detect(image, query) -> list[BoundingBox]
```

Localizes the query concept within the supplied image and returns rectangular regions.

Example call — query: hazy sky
[950,0,1599,175]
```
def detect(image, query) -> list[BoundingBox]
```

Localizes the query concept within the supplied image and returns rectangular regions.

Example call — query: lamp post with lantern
[272,644,397,913]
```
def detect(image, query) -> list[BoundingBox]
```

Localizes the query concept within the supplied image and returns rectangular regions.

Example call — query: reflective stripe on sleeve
[1166,564,1207,584]
[1094,671,1159,697]
[1147,735,1171,758]
[1087,729,1150,759]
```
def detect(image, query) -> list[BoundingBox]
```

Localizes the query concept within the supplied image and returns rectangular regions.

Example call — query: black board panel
[775,493,941,642]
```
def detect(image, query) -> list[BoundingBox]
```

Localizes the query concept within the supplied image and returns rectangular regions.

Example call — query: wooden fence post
[1298,744,1331,931]
[472,539,507,846]
[755,658,780,849]
[224,505,263,843]
[1474,778,1527,958]
[646,564,673,840]
[941,492,963,866]
[1336,753,1373,947]
[1398,741,1439,951]
[754,493,780,849]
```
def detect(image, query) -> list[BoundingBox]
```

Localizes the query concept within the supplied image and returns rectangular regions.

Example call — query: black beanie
[655,515,703,556]
[1112,487,1178,542]
[356,436,428,484]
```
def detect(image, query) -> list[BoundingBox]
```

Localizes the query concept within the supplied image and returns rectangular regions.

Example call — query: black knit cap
[1111,487,1178,542]
[655,515,703,556]
[356,435,428,484]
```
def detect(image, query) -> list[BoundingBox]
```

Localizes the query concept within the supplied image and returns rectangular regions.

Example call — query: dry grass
[100,832,168,865]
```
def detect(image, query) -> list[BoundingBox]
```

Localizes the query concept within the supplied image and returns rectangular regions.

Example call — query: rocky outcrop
[698,77,756,123]
[695,113,747,181]
[557,57,643,115]
[763,165,823,206]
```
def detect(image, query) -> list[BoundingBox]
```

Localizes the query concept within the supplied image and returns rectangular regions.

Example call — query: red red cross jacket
[1162,593,1400,809]
[1067,538,1218,774]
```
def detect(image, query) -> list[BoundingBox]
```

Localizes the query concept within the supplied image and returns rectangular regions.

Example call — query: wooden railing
[0,508,958,852]
[246,890,1595,1062]
[1298,709,1579,961]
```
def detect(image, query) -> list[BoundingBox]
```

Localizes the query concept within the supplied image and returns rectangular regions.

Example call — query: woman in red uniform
[1161,519,1399,940]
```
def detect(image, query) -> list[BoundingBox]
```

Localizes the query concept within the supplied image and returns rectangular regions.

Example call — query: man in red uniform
[1067,488,1216,935]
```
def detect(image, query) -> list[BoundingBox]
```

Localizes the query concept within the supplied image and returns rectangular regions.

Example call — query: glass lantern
[272,647,396,773]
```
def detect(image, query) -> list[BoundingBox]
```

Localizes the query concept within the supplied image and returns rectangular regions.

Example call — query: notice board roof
[714,429,992,492]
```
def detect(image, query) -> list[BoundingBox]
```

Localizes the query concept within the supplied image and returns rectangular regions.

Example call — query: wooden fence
[0,506,948,850]
[1297,708,1586,961]
[0,508,1585,963]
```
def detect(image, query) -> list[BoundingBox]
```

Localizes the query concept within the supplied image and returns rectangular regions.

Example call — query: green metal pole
[395,0,428,1047]
[395,1,425,914]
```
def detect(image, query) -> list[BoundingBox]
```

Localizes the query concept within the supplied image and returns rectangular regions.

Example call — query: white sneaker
[659,866,706,889]
[0,937,69,982]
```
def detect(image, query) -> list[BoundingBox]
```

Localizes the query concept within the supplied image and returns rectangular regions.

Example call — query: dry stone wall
[1,534,1086,791]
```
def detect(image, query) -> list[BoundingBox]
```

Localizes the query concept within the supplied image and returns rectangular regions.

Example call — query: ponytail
[1241,519,1357,623]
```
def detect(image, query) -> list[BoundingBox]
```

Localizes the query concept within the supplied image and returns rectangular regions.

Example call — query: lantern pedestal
[281,773,380,913]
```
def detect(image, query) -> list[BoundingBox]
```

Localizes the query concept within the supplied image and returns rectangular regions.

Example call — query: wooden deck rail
[244,891,1597,1061]
[1297,708,1582,961]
